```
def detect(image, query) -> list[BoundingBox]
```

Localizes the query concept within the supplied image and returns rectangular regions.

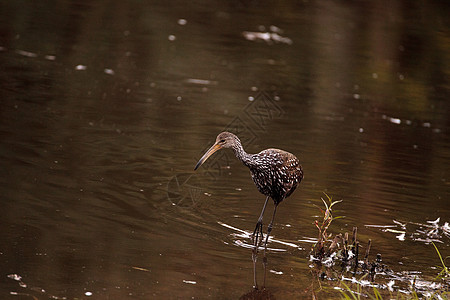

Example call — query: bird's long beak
[194,142,222,170]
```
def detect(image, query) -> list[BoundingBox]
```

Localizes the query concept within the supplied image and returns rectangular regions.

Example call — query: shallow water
[1,1,449,299]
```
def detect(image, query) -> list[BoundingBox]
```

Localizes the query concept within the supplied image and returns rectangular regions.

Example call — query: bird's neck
[231,139,255,168]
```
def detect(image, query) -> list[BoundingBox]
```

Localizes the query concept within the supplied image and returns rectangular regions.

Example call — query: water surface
[1,1,449,299]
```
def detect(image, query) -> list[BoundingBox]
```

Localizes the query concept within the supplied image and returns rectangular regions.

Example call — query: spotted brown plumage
[250,148,303,205]
[194,131,303,288]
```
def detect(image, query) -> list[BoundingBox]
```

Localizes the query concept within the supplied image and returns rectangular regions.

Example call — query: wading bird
[194,132,303,288]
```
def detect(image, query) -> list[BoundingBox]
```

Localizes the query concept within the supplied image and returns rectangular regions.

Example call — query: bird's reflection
[239,287,276,300]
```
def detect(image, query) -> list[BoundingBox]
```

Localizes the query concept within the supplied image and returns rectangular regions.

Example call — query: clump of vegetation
[310,194,388,282]
[308,194,449,299]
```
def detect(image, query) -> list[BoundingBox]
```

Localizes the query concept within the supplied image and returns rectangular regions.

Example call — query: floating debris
[218,221,300,250]
[7,274,22,281]
[387,279,395,291]
[427,217,440,225]
[233,239,286,252]
[75,65,87,71]
[182,280,196,285]
[383,229,405,234]
[7,274,67,299]
[132,266,150,272]
[185,78,217,85]
[381,114,440,132]
[392,219,407,228]
[104,68,115,75]
[242,30,293,45]
[177,19,187,25]
[44,55,56,61]
[396,232,406,241]
[168,35,176,41]
[15,49,38,57]
[442,222,450,236]
[389,117,401,124]
[298,236,318,243]
[372,218,450,243]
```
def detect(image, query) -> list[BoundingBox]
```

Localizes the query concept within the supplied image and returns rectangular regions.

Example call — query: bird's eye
[220,139,225,143]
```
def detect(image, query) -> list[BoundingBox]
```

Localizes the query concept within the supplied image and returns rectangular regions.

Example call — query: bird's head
[194,132,238,170]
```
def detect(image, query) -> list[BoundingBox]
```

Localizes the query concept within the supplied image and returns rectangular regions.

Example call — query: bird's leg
[262,203,278,288]
[252,246,258,289]
[253,220,264,250]
[263,204,278,252]
[252,196,269,249]
[251,196,269,290]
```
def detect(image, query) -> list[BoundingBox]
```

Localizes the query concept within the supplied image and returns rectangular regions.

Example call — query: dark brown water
[1,1,449,299]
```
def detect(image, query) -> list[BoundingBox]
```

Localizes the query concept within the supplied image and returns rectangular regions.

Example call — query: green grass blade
[431,242,449,279]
